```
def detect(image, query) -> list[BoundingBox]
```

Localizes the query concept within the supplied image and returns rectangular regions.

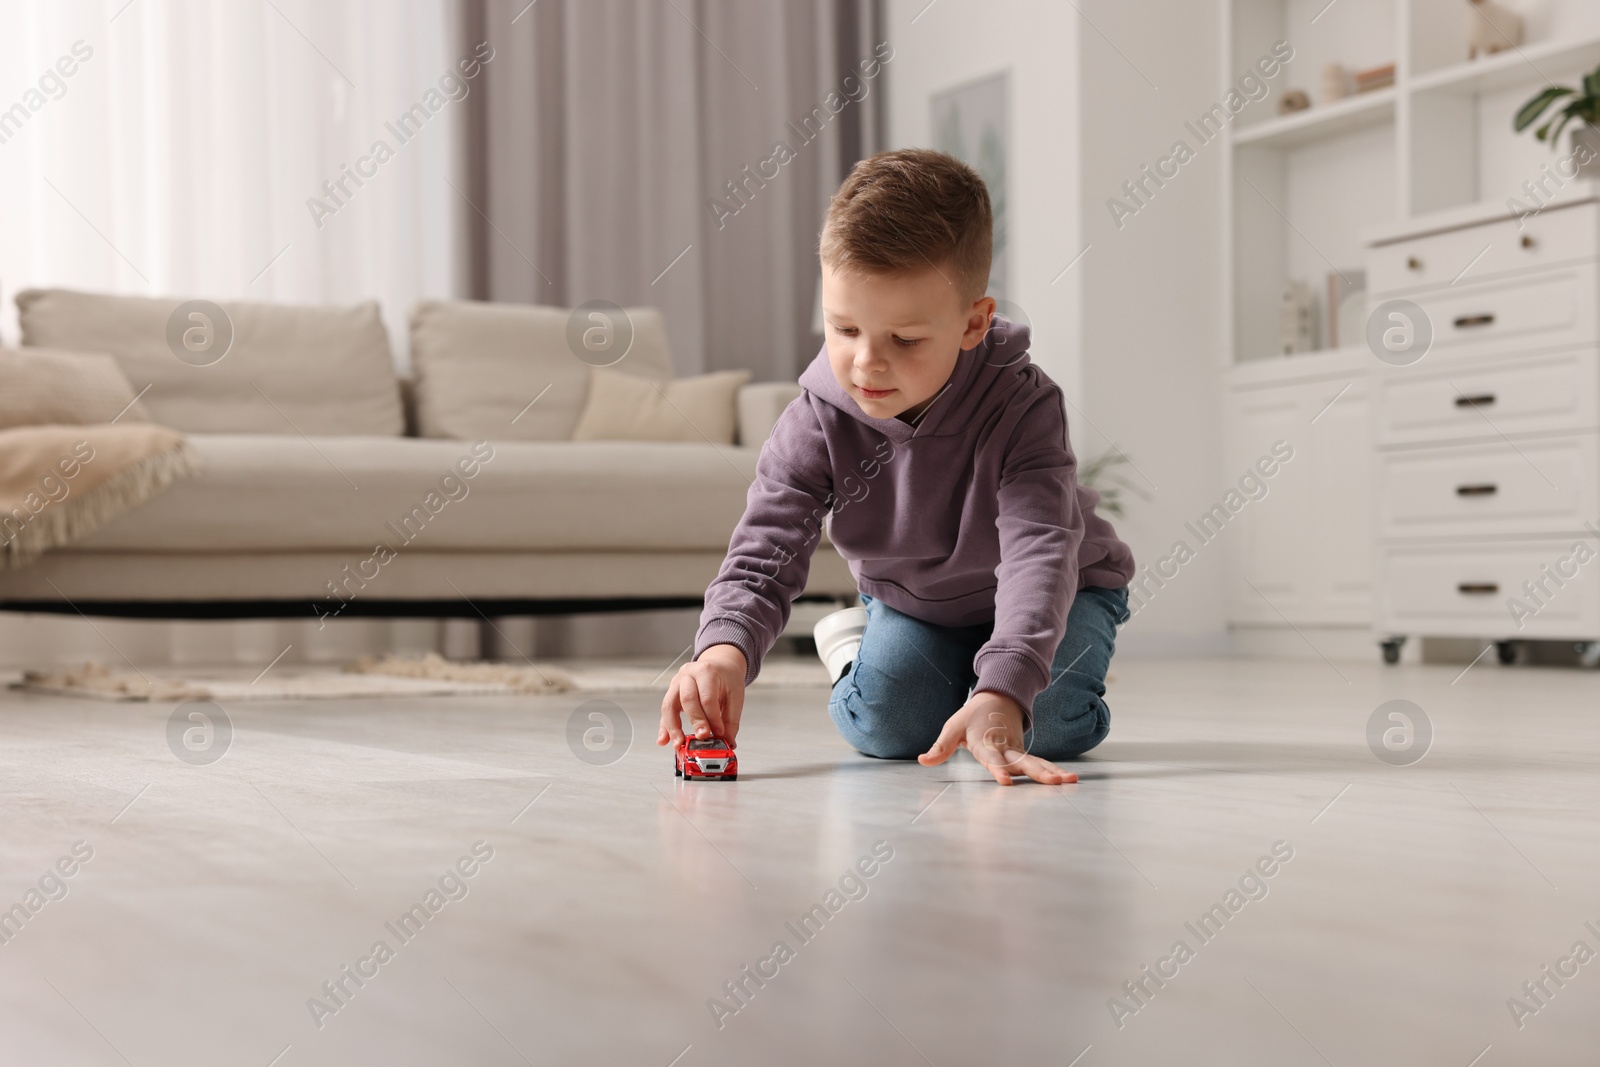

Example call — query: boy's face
[821,264,996,423]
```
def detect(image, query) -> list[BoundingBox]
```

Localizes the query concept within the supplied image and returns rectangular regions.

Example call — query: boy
[657,148,1136,786]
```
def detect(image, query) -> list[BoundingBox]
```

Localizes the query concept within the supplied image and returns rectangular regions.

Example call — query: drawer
[1378,539,1600,638]
[1377,435,1600,540]
[1370,201,1599,295]
[1374,348,1600,446]
[1400,263,1597,363]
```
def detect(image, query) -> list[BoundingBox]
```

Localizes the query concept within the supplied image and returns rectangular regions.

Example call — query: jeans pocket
[1111,585,1132,625]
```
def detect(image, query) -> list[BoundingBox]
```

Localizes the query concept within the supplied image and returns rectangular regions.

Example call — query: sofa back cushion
[15,288,404,436]
[408,299,675,440]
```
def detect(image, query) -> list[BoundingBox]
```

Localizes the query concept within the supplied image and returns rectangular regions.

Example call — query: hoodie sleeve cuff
[695,617,763,686]
[972,650,1049,727]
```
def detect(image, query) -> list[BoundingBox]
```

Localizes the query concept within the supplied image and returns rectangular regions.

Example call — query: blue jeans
[828,586,1130,762]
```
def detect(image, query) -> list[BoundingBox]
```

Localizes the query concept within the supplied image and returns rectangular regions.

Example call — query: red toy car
[676,736,738,780]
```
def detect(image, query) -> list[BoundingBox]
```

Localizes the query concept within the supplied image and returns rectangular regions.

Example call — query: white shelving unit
[1231,88,1397,149]
[1218,0,1600,645]
[1223,0,1600,366]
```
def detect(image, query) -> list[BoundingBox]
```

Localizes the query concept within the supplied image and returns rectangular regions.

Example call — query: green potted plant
[1078,449,1147,519]
[1514,63,1600,176]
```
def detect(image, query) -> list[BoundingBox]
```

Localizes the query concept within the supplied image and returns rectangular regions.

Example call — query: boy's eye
[834,325,859,336]
[893,336,921,347]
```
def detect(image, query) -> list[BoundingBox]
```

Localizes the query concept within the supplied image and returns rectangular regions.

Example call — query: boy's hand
[657,644,748,749]
[918,690,1078,786]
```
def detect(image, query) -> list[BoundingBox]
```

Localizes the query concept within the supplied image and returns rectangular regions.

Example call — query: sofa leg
[481,616,537,661]
[441,617,484,660]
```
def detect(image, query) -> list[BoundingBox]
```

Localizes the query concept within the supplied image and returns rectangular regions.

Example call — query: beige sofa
[0,289,854,619]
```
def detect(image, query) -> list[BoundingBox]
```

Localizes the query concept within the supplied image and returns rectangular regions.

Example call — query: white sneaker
[814,605,868,683]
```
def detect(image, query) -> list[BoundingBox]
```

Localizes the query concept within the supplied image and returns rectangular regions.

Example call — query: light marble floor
[1,656,1597,1066]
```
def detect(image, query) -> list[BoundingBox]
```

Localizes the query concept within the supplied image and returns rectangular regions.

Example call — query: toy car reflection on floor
[676,736,738,780]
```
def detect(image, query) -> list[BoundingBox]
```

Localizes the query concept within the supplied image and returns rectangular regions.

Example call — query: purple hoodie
[693,316,1136,712]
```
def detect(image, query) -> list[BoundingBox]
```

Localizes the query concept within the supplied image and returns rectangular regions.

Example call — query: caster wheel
[1496,641,1518,666]
[1381,640,1403,665]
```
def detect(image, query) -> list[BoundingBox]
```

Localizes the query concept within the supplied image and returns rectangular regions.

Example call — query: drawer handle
[1521,235,1536,249]
[1458,582,1499,595]
[1456,483,1498,496]
[1407,256,1423,270]
[1454,393,1496,408]
[1454,314,1495,329]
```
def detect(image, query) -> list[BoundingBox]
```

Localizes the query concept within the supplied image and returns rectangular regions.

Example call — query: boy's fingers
[681,674,728,740]
[970,736,1033,786]
[679,676,712,738]
[1015,753,1077,785]
[657,688,683,746]
[723,685,744,747]
[692,673,728,738]
[917,716,967,766]
[983,757,1015,786]
[971,729,1011,771]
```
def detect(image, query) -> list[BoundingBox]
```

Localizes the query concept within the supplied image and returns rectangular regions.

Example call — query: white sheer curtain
[0,0,465,363]
[0,0,468,667]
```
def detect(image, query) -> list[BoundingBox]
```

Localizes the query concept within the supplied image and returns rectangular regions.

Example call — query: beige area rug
[10,653,832,702]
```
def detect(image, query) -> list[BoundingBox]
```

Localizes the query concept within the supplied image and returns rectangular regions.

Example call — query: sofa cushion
[15,288,404,436]
[68,434,762,553]
[0,547,860,604]
[0,346,152,427]
[735,381,803,447]
[571,367,749,443]
[409,300,675,441]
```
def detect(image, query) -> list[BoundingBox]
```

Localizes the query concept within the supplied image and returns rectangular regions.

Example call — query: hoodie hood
[797,315,1035,442]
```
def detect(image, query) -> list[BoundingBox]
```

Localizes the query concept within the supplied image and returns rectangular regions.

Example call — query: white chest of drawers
[1365,183,1600,661]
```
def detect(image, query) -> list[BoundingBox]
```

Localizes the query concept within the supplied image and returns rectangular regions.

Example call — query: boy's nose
[854,347,889,373]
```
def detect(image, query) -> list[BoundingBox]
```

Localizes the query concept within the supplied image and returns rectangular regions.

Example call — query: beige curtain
[459,0,885,382]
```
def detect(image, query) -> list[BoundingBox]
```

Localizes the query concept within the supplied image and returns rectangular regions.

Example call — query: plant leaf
[1549,111,1577,152]
[1516,86,1573,132]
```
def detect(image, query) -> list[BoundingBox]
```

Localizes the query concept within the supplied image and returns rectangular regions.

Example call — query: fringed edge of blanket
[1,439,201,570]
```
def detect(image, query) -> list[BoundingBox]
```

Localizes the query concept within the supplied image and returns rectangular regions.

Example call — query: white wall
[883,0,1082,402]
[886,0,1228,656]
[1077,0,1228,656]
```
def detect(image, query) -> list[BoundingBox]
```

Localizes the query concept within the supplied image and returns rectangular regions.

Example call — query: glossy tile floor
[1,656,1597,1066]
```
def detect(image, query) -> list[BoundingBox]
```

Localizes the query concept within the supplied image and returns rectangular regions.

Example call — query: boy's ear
[961,296,997,350]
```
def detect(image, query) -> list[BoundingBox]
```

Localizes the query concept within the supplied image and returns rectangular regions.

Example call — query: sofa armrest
[736,381,803,447]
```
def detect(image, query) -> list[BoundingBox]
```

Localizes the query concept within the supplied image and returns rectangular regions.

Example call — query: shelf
[1232,89,1396,149]
[1411,32,1600,95]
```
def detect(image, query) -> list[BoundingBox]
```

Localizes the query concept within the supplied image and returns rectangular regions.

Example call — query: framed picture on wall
[932,71,1009,299]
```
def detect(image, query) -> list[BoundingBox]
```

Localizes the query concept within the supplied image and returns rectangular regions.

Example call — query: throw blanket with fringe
[0,424,198,570]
